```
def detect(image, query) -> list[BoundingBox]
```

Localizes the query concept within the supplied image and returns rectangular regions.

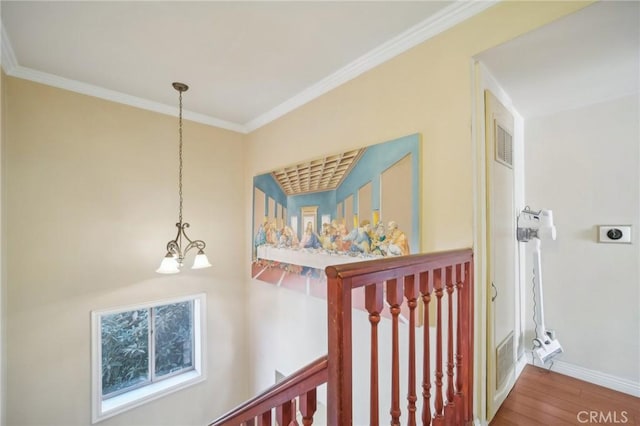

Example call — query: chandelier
[156,82,212,274]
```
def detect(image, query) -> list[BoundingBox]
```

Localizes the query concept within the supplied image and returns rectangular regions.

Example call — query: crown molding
[244,0,498,132]
[3,63,248,133]
[1,22,18,73]
[1,0,496,134]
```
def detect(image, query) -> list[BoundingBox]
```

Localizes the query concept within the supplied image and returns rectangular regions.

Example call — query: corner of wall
[0,68,6,426]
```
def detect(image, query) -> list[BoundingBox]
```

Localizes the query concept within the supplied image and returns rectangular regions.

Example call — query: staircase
[211,248,474,426]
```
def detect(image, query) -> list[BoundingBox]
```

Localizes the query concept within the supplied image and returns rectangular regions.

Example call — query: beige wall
[4,77,248,426]
[244,1,591,421]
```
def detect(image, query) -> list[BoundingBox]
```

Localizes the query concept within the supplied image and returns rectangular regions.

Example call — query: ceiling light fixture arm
[165,222,208,265]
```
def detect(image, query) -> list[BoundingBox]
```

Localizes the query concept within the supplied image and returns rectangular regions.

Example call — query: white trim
[526,353,640,398]
[0,1,496,133]
[470,58,487,424]
[1,24,18,72]
[3,64,246,133]
[245,0,497,132]
[100,370,205,423]
[91,293,207,423]
[515,352,528,378]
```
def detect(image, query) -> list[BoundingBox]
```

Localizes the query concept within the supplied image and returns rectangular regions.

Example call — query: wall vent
[496,332,515,390]
[495,123,513,168]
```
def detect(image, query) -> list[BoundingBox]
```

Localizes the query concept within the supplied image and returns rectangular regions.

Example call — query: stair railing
[327,248,474,425]
[210,248,474,426]
[210,355,327,426]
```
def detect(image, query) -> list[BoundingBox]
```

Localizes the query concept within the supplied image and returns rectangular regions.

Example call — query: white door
[485,90,517,420]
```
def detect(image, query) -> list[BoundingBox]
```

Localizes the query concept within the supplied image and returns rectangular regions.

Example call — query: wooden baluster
[386,278,403,426]
[404,274,418,426]
[454,263,464,425]
[291,398,299,426]
[258,411,272,426]
[366,282,383,426]
[445,266,456,423]
[420,271,432,425]
[299,388,317,426]
[433,269,445,425]
[242,419,256,426]
[276,400,293,426]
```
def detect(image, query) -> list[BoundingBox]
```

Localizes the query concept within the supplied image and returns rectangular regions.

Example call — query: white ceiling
[476,1,639,118]
[1,0,497,133]
[2,1,637,132]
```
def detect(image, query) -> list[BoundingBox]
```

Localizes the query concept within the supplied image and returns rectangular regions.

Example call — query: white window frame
[91,293,206,423]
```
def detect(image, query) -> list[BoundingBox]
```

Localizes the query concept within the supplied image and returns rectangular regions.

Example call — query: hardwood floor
[490,365,640,425]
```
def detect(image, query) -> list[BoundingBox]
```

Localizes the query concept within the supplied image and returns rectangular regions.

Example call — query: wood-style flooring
[490,365,640,425]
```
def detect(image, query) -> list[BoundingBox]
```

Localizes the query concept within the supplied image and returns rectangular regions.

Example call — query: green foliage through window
[100,301,194,399]
[155,302,193,377]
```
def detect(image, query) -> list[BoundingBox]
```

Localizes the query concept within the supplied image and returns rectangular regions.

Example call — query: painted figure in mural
[319,222,336,251]
[383,220,410,256]
[370,222,387,256]
[278,225,299,248]
[265,219,280,245]
[334,221,351,252]
[254,221,267,247]
[299,221,322,249]
[343,219,372,254]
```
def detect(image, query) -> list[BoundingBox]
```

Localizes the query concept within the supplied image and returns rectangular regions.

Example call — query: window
[91,294,206,423]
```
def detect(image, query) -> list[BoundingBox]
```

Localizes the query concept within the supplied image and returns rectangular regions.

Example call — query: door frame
[471,60,527,423]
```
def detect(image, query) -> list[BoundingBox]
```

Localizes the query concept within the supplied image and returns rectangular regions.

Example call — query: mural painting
[251,134,421,309]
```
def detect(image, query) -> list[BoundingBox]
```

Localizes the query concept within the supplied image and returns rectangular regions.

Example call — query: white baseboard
[516,353,528,378]
[525,353,640,397]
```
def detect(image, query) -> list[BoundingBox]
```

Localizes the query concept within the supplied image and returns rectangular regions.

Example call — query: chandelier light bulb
[192,250,212,269]
[156,253,180,274]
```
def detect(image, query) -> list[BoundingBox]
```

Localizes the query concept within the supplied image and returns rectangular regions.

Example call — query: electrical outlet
[598,225,632,244]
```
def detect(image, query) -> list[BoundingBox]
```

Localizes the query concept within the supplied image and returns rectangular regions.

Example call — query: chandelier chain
[178,89,183,224]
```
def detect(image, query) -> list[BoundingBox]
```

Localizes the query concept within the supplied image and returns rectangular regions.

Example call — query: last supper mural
[251,133,421,306]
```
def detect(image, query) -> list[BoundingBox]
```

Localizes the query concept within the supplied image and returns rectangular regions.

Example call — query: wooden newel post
[326,266,353,426]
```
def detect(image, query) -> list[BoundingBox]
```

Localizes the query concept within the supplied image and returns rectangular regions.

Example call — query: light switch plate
[598,225,632,243]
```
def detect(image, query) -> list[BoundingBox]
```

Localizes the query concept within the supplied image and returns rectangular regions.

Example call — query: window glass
[101,309,149,397]
[154,301,194,377]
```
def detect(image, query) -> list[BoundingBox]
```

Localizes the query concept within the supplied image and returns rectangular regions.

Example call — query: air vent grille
[496,332,514,390]
[495,124,513,168]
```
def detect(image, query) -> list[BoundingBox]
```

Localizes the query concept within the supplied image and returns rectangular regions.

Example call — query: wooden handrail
[209,355,328,426]
[325,248,472,285]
